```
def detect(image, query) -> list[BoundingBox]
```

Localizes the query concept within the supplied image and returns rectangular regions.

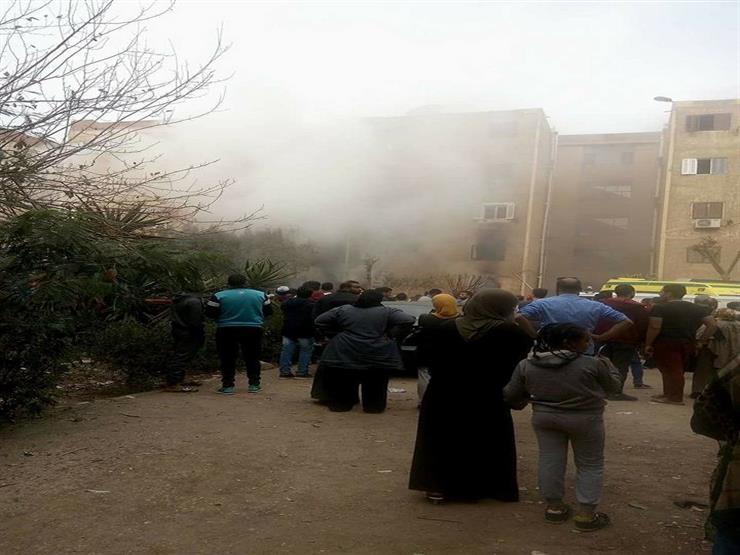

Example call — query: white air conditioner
[694,219,721,229]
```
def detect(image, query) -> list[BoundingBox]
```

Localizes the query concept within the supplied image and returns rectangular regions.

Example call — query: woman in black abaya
[408,289,533,503]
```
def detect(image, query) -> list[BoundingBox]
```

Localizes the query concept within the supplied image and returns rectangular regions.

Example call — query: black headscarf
[355,290,384,308]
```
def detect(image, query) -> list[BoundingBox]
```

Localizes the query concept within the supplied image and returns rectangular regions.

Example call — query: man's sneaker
[247,384,261,393]
[634,383,652,389]
[279,373,295,379]
[295,373,313,379]
[651,397,685,406]
[425,492,444,505]
[217,386,236,395]
[574,512,610,532]
[608,393,638,401]
[545,504,572,524]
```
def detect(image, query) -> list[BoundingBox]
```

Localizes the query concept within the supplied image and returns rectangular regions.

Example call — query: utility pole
[344,236,351,280]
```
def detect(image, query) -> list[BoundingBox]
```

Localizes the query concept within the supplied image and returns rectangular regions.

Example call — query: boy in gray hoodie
[504,323,622,532]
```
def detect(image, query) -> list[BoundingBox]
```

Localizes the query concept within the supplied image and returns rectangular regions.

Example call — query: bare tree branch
[690,237,737,281]
[0,0,247,230]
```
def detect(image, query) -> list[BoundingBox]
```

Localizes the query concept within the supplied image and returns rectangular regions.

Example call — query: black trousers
[325,367,389,413]
[216,327,263,387]
[167,327,205,386]
[601,343,637,394]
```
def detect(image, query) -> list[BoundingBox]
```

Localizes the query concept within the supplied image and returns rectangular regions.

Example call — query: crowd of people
[163,274,740,550]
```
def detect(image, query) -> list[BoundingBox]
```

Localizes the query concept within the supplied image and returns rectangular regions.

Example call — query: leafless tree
[0,0,251,230]
[445,273,487,296]
[690,237,740,281]
[362,255,379,287]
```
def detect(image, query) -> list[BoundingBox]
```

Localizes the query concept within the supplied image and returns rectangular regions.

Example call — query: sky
[109,0,740,260]
[146,0,740,134]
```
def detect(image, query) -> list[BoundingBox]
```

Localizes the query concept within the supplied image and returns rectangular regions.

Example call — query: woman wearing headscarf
[414,294,460,401]
[408,289,534,503]
[315,290,415,413]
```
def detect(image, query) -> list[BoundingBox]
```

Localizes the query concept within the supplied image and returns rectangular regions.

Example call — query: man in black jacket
[279,287,316,378]
[314,280,361,318]
[165,293,205,392]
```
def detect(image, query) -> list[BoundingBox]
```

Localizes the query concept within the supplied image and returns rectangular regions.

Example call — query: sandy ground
[0,367,718,555]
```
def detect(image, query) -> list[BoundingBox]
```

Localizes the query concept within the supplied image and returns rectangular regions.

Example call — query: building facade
[656,99,740,281]
[366,108,554,293]
[545,132,662,290]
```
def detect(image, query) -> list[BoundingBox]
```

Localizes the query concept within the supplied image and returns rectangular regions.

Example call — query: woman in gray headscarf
[409,289,533,503]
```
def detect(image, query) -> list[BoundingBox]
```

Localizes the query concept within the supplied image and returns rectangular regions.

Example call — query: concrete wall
[546,132,661,291]
[365,109,553,293]
[657,99,740,281]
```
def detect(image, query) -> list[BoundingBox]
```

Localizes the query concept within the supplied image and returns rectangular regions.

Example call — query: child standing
[504,323,622,531]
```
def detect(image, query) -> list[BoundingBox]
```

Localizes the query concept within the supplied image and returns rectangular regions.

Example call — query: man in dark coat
[311,280,362,402]
[314,280,361,317]
[278,287,316,378]
[165,293,205,392]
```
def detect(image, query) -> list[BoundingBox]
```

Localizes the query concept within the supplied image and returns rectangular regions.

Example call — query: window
[593,184,632,198]
[681,158,728,175]
[692,202,723,219]
[594,217,629,230]
[472,239,506,261]
[709,158,728,174]
[481,203,515,221]
[687,246,721,264]
[473,230,506,261]
[573,247,613,259]
[686,113,732,131]
[696,158,711,174]
[582,148,633,167]
[582,152,596,166]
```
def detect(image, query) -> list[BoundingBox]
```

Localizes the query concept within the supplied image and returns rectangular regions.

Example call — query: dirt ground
[0,367,718,555]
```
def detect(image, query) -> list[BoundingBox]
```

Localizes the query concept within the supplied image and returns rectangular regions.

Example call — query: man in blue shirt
[206,274,273,394]
[517,278,633,354]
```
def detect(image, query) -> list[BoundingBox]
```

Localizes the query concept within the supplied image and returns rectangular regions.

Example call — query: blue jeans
[279,337,314,376]
[630,352,644,386]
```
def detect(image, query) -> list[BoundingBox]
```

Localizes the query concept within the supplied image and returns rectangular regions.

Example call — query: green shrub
[0,209,298,417]
[91,319,172,388]
[262,307,284,363]
[91,319,220,388]
[0,314,71,420]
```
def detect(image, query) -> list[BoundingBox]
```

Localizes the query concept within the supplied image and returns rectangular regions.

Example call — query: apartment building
[545,132,662,290]
[656,99,740,281]
[367,108,555,293]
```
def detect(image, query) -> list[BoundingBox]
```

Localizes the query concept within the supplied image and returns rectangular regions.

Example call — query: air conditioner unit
[694,219,721,229]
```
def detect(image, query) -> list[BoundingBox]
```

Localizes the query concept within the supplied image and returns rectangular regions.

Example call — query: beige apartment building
[367,108,555,293]
[656,99,740,281]
[546,132,662,290]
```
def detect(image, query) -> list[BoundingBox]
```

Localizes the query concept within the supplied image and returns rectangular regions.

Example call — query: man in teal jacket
[206,274,273,394]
